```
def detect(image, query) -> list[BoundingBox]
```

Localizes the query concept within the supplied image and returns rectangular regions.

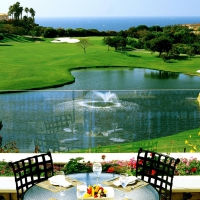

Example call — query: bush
[0,33,4,41]
[43,28,57,38]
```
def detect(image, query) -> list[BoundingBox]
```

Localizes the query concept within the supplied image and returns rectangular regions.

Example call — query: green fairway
[1,35,200,90]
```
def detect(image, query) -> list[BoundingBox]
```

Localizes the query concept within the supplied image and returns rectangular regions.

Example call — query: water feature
[78,91,121,109]
[53,68,200,90]
[0,68,200,153]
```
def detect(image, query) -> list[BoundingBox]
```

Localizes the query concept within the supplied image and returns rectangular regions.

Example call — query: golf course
[1,34,200,153]
[1,34,200,91]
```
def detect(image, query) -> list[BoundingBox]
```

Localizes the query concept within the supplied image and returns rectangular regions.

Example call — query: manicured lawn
[68,127,200,153]
[1,35,200,90]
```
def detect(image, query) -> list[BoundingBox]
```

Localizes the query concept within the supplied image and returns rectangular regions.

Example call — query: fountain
[78,91,121,109]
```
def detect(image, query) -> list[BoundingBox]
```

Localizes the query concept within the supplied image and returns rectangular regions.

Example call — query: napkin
[113,176,137,187]
[48,176,71,188]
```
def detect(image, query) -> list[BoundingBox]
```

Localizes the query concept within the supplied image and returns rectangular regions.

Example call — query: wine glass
[55,171,65,196]
[119,173,129,199]
[92,162,102,184]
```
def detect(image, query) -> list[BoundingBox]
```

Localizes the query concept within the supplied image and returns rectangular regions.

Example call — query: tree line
[1,2,200,60]
[103,25,200,61]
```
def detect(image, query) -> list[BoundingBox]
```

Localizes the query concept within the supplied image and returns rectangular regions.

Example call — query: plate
[113,176,137,186]
[49,180,59,186]
[77,187,114,200]
[48,176,71,187]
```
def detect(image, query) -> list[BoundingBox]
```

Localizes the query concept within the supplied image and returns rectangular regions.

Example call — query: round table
[23,173,159,200]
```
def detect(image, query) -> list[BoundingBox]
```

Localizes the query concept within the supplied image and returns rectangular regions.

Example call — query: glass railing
[0,90,199,153]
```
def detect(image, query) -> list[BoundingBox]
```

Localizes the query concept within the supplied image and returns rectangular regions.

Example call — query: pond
[0,68,200,153]
[56,68,200,90]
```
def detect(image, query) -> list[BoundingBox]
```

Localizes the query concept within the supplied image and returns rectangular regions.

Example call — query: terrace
[0,78,200,199]
[0,152,200,200]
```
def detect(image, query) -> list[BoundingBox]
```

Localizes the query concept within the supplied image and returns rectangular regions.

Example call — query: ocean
[35,16,200,31]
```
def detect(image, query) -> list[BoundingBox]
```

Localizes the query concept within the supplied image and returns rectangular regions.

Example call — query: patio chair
[9,151,54,200]
[136,148,180,200]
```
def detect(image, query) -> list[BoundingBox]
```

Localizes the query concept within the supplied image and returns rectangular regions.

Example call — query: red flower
[148,169,156,175]
[151,169,156,175]
[190,167,197,173]
[132,161,137,169]
[101,155,106,160]
[138,159,144,165]
[107,166,115,173]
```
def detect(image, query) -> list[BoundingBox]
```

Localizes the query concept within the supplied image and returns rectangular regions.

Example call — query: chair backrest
[9,151,54,200]
[136,148,180,200]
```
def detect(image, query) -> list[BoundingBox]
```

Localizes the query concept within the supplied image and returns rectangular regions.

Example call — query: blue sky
[1,0,200,18]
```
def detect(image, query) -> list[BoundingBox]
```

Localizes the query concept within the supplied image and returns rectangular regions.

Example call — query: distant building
[183,23,200,31]
[182,23,200,34]
[0,13,9,21]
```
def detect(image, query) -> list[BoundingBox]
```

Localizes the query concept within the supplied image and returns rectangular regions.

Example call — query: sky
[1,0,200,18]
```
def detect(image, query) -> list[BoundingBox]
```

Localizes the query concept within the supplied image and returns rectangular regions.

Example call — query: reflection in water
[0,90,200,153]
[144,71,180,79]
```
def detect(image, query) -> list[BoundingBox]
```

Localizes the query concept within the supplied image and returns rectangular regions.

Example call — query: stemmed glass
[55,171,65,196]
[119,173,129,199]
[92,162,102,185]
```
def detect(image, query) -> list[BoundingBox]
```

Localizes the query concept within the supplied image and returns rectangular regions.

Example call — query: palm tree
[19,6,23,20]
[13,2,21,21]
[29,8,35,22]
[8,5,14,19]
[25,7,29,17]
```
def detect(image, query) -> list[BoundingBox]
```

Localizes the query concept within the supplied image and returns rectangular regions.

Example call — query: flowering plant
[1,155,200,176]
[185,132,200,152]
[175,157,200,175]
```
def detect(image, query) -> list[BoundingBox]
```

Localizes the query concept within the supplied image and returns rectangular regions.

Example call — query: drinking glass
[119,173,129,199]
[77,182,87,200]
[92,162,102,184]
[55,171,65,196]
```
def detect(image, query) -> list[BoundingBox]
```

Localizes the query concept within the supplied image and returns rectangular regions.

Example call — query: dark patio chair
[9,151,54,200]
[136,148,180,200]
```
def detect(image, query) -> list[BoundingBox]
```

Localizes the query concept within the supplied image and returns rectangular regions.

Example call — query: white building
[0,13,9,21]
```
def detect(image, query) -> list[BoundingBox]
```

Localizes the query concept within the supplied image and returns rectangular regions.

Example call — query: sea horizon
[35,16,200,31]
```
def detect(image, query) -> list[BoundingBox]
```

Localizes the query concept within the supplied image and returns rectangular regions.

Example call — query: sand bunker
[196,70,200,73]
[51,37,80,43]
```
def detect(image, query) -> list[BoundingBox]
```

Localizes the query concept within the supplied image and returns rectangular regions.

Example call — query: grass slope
[69,128,200,153]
